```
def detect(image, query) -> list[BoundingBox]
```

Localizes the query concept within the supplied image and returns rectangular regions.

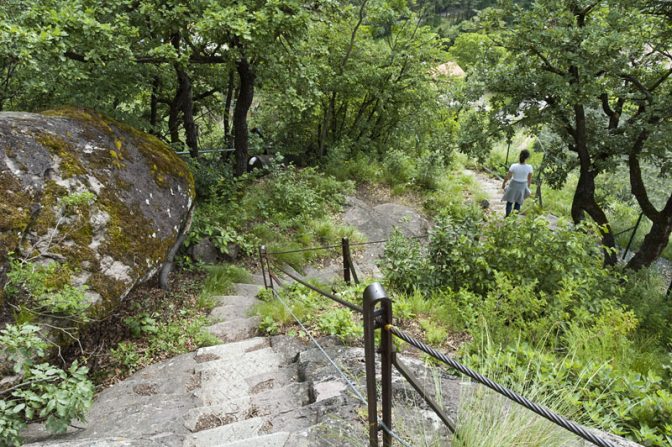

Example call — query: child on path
[502,150,533,217]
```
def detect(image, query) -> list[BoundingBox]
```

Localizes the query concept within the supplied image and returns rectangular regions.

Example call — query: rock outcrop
[0,108,194,312]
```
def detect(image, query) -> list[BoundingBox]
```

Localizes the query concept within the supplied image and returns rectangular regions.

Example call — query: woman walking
[502,149,533,217]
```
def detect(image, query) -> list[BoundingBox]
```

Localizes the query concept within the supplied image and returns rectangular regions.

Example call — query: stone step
[195,348,285,405]
[213,295,259,308]
[25,438,167,446]
[195,338,269,362]
[208,304,255,322]
[185,382,311,432]
[233,283,261,298]
[206,317,261,342]
[247,273,267,286]
[217,432,290,447]
[196,347,282,380]
[244,368,298,393]
[182,416,270,447]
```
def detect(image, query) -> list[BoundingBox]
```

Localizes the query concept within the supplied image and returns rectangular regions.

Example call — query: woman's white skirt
[502,180,531,205]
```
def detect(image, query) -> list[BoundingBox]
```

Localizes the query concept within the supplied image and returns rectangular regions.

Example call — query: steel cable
[379,421,415,447]
[269,287,368,405]
[270,261,363,313]
[385,324,616,447]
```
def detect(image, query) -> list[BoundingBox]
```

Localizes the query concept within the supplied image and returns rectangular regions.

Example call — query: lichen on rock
[0,108,194,314]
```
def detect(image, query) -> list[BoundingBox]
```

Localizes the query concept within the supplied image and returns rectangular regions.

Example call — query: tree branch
[193,88,218,101]
[628,131,659,218]
[529,47,565,76]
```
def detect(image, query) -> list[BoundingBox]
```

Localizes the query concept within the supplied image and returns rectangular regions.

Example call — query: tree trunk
[150,76,159,135]
[176,66,198,157]
[233,57,255,177]
[317,93,335,158]
[223,68,235,154]
[570,103,617,265]
[168,97,181,145]
[627,217,672,270]
[626,134,672,269]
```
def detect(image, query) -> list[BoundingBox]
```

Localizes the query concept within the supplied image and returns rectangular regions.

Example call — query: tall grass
[454,384,583,447]
[198,264,251,308]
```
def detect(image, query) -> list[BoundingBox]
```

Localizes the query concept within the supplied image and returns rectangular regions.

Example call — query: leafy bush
[379,229,430,294]
[185,156,234,201]
[323,145,383,184]
[187,165,358,268]
[381,213,672,444]
[0,324,94,446]
[383,149,417,187]
[253,282,363,341]
[316,307,363,342]
[414,150,446,191]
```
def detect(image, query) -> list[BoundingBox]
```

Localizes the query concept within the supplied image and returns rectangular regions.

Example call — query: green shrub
[380,229,430,294]
[323,144,382,183]
[188,165,356,269]
[383,149,417,187]
[380,212,672,444]
[414,150,445,191]
[201,264,250,297]
[253,283,363,342]
[0,324,94,446]
[619,268,672,346]
[317,307,363,342]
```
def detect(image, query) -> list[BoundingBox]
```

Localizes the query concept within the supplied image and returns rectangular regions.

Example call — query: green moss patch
[0,172,31,255]
[35,132,86,178]
[43,107,194,195]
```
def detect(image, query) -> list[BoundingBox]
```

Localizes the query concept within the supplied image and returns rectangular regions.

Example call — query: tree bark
[233,56,255,177]
[150,76,160,134]
[176,66,198,157]
[569,103,617,265]
[223,68,235,157]
[626,139,672,269]
[627,217,672,270]
[168,93,181,145]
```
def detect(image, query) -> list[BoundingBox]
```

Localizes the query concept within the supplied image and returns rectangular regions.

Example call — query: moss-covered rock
[0,109,194,313]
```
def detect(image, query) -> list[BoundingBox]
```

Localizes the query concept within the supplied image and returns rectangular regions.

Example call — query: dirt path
[463,168,506,217]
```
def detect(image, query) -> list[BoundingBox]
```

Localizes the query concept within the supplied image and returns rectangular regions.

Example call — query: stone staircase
[159,279,318,447]
[22,271,472,447]
[23,276,362,447]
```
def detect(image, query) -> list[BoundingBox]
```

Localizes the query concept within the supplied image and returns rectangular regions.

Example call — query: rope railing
[269,260,363,314]
[259,238,623,447]
[268,284,367,405]
[266,243,342,256]
[266,234,429,255]
[385,323,616,447]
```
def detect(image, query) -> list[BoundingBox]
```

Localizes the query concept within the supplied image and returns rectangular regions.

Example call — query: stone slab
[206,317,261,342]
[182,416,269,447]
[218,432,290,447]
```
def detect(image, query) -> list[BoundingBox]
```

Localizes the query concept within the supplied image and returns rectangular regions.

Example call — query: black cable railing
[386,324,615,447]
[270,260,363,314]
[259,237,621,447]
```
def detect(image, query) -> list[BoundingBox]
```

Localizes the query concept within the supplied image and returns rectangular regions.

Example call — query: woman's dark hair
[519,149,530,163]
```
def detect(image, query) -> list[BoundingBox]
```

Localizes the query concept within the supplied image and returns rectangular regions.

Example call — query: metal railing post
[261,245,274,291]
[379,293,394,447]
[623,212,644,260]
[363,283,394,447]
[342,237,351,285]
[259,245,269,289]
[363,285,380,447]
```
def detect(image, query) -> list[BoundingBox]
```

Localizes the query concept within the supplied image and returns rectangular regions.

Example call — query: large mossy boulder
[0,108,195,313]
